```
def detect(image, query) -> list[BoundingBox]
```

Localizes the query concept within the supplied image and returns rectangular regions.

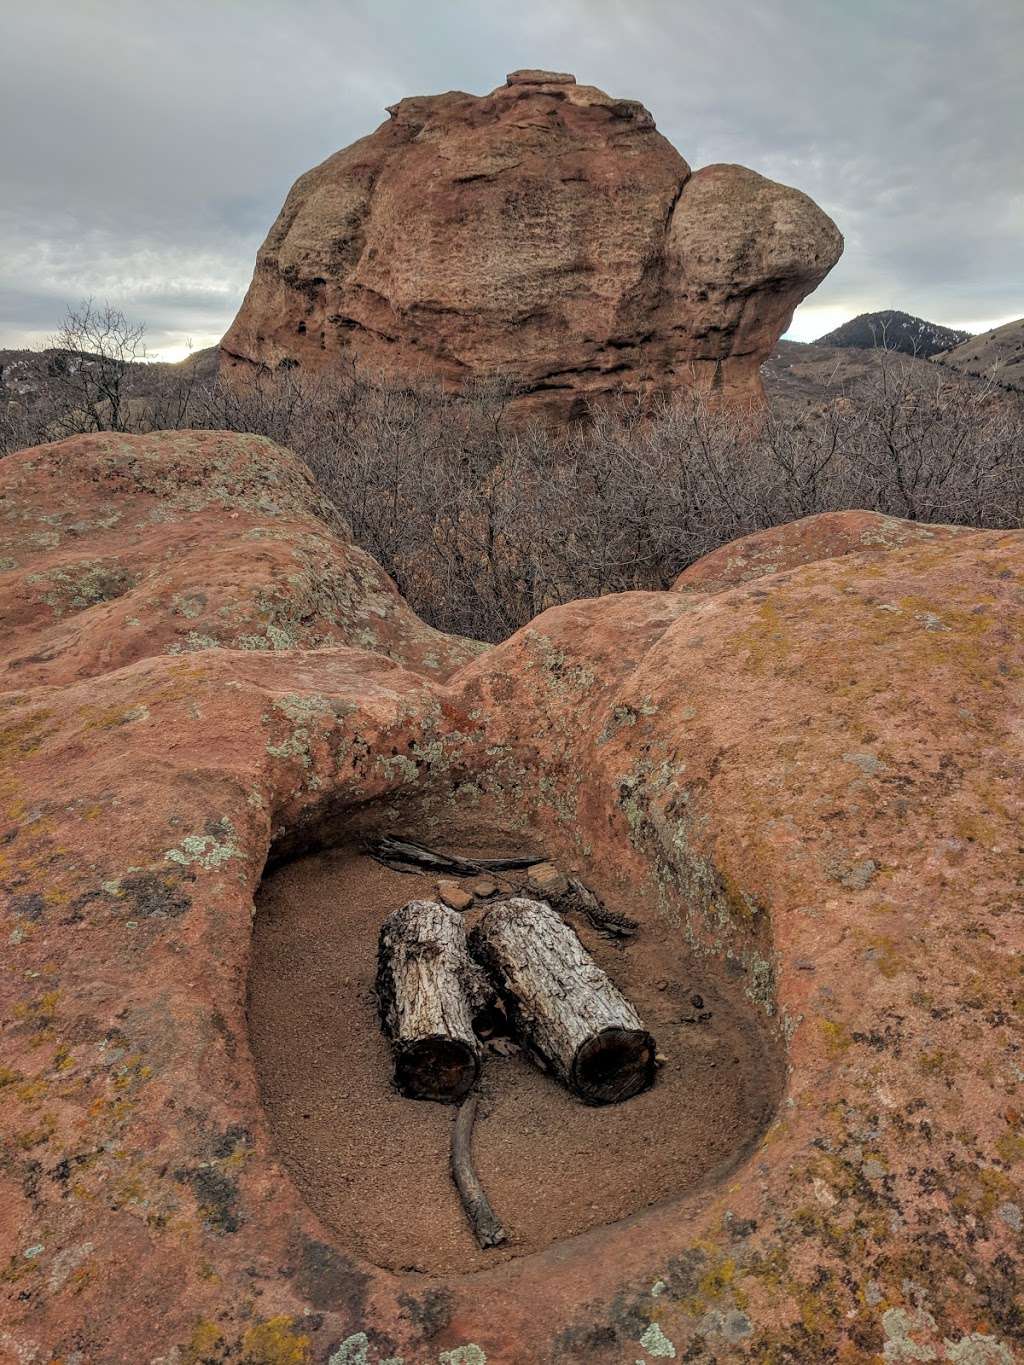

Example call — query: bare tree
[47,298,147,435]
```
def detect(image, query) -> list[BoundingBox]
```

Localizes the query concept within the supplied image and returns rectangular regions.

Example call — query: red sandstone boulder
[673,508,974,593]
[2,431,1022,1364]
[0,429,481,688]
[221,71,842,420]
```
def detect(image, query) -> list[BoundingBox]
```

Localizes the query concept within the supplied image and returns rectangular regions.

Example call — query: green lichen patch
[165,819,243,871]
[26,559,138,615]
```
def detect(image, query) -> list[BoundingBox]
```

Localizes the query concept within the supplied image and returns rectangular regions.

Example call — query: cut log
[377,900,488,1102]
[470,898,656,1105]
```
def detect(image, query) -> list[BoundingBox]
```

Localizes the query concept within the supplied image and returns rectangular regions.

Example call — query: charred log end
[572,1026,657,1106]
[394,1036,480,1103]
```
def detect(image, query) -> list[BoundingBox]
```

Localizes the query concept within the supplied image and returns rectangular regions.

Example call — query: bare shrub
[3,332,1023,642]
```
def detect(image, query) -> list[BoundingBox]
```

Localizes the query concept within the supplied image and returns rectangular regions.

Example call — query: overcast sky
[2,0,1021,360]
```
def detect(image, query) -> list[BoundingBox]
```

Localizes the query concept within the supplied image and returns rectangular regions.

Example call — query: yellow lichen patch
[239,1316,310,1365]
[0,709,54,760]
[951,809,1000,846]
[951,1165,1017,1220]
[699,1256,739,1300]
[820,1018,851,1056]
[730,599,794,674]
[14,1113,56,1149]
[112,1056,153,1090]
[996,1130,1024,1165]
[861,933,905,979]
[792,1273,846,1341]
[184,1320,225,1363]
[917,1049,951,1078]
[13,989,60,1027]
[14,1077,49,1104]
[669,1243,752,1320]
[0,1253,38,1286]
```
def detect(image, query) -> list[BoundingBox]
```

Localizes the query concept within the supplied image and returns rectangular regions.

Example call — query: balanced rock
[221,71,842,419]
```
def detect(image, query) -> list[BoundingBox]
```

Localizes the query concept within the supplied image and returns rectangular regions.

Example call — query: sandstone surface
[672,509,974,594]
[2,431,1023,1364]
[0,429,479,689]
[221,71,842,420]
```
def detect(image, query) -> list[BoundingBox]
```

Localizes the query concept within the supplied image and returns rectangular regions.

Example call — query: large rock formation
[221,71,843,419]
[3,431,1022,1363]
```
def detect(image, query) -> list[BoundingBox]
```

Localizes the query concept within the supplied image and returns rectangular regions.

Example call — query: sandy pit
[248,843,784,1275]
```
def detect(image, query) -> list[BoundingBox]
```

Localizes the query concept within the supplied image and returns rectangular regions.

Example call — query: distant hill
[762,339,944,407]
[816,310,971,358]
[0,343,220,412]
[761,336,1024,411]
[933,316,1024,391]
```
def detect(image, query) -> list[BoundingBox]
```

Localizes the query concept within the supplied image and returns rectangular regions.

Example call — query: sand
[248,845,782,1275]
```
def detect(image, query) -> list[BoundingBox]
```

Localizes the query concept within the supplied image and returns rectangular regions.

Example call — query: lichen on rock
[2,430,1023,1362]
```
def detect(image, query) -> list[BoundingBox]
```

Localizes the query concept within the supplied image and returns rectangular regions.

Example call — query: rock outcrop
[671,509,974,594]
[0,429,480,688]
[221,71,842,420]
[3,431,1023,1364]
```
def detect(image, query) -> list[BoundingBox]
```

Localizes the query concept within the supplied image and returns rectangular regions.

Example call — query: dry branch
[451,1095,506,1248]
[369,835,538,877]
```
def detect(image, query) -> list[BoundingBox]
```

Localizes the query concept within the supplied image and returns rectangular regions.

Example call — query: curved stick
[451,1095,506,1248]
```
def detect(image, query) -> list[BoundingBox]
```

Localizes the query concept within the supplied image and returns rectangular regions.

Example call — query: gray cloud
[1,0,1021,357]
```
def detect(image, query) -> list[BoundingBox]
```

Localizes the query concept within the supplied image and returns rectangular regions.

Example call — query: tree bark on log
[471,898,656,1105]
[377,900,487,1102]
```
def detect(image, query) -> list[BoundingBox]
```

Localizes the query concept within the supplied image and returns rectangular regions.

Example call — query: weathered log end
[377,899,484,1103]
[472,897,657,1106]
[572,1025,657,1106]
[393,1035,479,1104]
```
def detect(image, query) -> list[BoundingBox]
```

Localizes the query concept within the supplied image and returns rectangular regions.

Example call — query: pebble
[526,861,570,899]
[436,880,474,912]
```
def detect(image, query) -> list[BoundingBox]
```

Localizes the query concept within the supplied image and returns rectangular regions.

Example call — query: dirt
[248,843,784,1276]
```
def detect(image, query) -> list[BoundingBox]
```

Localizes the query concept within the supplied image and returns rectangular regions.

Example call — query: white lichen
[638,1322,676,1358]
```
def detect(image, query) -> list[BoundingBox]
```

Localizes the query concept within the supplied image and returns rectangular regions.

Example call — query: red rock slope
[221,71,842,420]
[2,432,1022,1364]
[0,429,481,688]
